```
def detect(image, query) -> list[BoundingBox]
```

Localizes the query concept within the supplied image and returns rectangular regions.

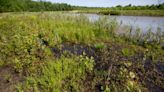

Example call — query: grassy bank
[74,10,164,16]
[0,12,163,92]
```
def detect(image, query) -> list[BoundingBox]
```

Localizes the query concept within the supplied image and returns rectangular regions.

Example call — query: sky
[39,0,164,7]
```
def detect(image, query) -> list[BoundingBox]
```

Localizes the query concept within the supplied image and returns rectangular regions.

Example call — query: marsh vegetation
[0,12,163,92]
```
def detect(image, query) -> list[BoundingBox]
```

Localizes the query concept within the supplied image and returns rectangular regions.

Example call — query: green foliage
[0,13,110,66]
[0,12,163,92]
[125,80,142,92]
[19,55,94,91]
[120,10,164,16]
[0,0,73,12]
[122,48,135,56]
[76,3,164,16]
[0,14,55,72]
[94,43,106,49]
[99,10,121,15]
[77,3,164,10]
[109,10,121,15]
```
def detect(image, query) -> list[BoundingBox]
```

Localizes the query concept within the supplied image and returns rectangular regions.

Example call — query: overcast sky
[38,0,164,7]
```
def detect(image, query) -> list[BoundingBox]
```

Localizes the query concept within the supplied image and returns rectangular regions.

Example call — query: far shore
[71,10,164,17]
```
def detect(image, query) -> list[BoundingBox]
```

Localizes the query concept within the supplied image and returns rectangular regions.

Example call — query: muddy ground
[53,42,164,92]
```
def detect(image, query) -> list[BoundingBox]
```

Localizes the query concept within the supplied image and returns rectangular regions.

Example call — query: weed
[121,48,135,56]
[94,43,106,49]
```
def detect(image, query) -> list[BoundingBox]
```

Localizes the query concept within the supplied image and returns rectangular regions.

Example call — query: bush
[99,10,121,15]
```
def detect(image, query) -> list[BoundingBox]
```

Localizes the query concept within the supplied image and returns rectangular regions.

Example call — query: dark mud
[0,65,24,92]
[52,43,97,59]
[53,42,164,92]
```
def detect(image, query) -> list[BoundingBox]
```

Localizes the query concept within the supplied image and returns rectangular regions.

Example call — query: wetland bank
[0,12,163,92]
[1,1,164,92]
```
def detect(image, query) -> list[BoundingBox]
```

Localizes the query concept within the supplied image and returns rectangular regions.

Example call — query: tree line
[76,3,164,10]
[0,0,163,12]
[0,0,73,12]
[113,3,164,10]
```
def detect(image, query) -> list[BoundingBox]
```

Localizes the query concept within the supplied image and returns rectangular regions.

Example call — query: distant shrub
[109,10,121,15]
[99,11,110,15]
[99,10,121,15]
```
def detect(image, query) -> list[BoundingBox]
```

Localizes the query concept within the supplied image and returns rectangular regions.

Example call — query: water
[77,14,164,33]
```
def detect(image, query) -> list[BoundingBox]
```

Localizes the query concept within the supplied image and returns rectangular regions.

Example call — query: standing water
[80,14,164,33]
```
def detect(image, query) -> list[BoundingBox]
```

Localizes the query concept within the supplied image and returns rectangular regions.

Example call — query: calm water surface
[74,14,164,33]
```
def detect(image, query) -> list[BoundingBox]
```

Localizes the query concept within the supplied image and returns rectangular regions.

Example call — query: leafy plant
[94,43,106,49]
